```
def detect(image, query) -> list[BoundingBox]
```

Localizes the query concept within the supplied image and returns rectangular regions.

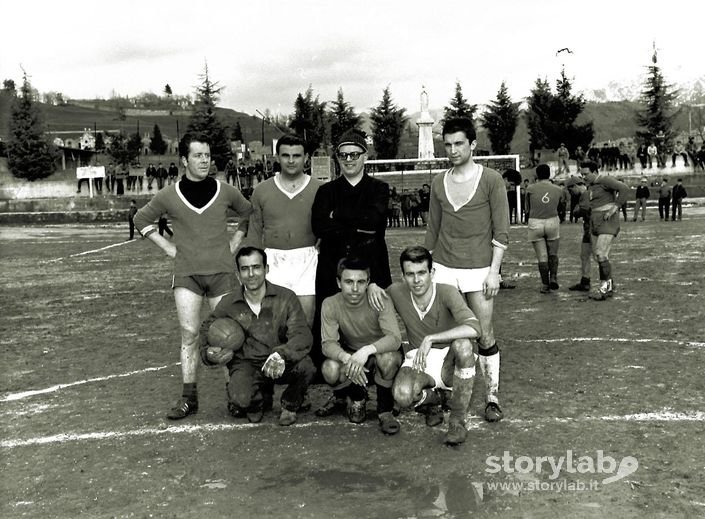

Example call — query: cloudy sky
[1,0,699,117]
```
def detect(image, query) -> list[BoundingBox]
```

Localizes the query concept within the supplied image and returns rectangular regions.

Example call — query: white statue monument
[417,87,435,159]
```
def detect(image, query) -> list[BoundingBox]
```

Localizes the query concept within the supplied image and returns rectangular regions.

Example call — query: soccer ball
[207,317,246,352]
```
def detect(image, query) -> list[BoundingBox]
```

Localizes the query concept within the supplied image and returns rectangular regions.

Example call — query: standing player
[525,164,566,293]
[565,176,593,292]
[133,132,253,419]
[581,161,631,301]
[320,257,402,435]
[424,117,509,423]
[246,134,321,327]
[389,246,481,445]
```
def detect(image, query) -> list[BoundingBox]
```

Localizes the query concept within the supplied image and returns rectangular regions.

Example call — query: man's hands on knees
[412,336,433,372]
[341,346,375,386]
[262,352,285,379]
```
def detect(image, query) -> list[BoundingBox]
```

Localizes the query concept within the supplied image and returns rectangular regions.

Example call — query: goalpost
[364,155,523,218]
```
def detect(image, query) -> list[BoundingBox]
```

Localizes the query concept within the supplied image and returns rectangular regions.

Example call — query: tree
[443,81,477,125]
[481,81,519,155]
[95,132,105,152]
[2,79,16,95]
[636,46,678,148]
[526,71,593,158]
[329,88,362,146]
[6,73,57,181]
[370,86,408,160]
[164,84,173,96]
[186,62,232,169]
[107,131,141,166]
[149,124,168,155]
[231,121,243,142]
[289,85,327,152]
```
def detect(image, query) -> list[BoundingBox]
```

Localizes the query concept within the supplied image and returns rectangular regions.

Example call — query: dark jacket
[635,186,650,199]
[199,281,312,365]
[672,184,687,200]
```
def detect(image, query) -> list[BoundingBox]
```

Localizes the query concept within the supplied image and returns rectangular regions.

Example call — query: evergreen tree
[526,77,553,156]
[636,46,678,147]
[186,62,232,168]
[6,73,57,181]
[548,68,594,153]
[329,88,361,146]
[481,81,519,155]
[149,124,168,155]
[370,86,408,160]
[107,132,141,166]
[95,132,105,152]
[289,85,327,152]
[231,121,243,142]
[164,84,172,96]
[443,81,477,125]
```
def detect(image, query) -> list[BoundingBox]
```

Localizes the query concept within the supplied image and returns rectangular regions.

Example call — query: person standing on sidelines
[581,161,631,301]
[389,246,481,445]
[424,117,509,423]
[246,134,321,327]
[525,164,566,293]
[133,132,253,419]
[127,199,138,240]
[657,178,671,221]
[633,178,650,222]
[671,178,687,221]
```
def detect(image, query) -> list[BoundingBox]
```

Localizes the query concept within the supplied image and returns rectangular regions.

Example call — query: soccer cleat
[378,412,401,435]
[247,406,264,423]
[485,402,503,422]
[347,398,367,424]
[166,399,198,420]
[227,402,246,419]
[315,394,346,417]
[278,409,297,426]
[499,280,516,290]
[549,278,560,290]
[444,417,468,446]
[424,405,444,427]
[540,285,551,294]
[568,281,590,292]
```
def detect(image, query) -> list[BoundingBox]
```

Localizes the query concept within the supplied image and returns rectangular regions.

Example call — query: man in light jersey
[424,117,509,424]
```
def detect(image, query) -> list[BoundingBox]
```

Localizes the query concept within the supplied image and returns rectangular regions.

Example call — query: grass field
[1,210,704,518]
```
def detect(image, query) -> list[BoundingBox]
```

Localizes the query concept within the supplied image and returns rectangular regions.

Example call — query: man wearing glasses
[311,129,392,416]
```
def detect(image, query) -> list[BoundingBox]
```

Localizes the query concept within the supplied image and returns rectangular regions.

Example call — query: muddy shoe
[485,402,503,422]
[569,281,590,291]
[315,394,346,417]
[540,285,551,294]
[278,409,297,426]
[166,398,198,420]
[445,417,468,446]
[227,402,246,419]
[247,406,264,424]
[347,398,367,424]
[378,412,400,435]
[424,405,444,427]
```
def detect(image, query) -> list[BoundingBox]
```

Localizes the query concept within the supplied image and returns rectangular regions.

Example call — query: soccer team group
[133,117,630,446]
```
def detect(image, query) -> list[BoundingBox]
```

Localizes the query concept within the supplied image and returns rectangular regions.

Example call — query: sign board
[76,166,106,179]
[312,156,332,182]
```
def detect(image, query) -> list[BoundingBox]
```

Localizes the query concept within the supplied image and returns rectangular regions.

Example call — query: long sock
[376,385,394,414]
[538,262,550,286]
[598,260,611,281]
[548,255,559,281]
[477,346,500,405]
[449,364,476,422]
[348,384,367,402]
[183,383,197,402]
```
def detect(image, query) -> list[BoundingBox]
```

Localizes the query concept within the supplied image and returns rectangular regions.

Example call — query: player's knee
[376,351,402,380]
[321,359,341,385]
[450,339,476,366]
[228,383,253,409]
[179,324,199,346]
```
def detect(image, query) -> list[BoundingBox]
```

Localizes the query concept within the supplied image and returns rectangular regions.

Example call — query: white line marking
[517,337,704,347]
[2,410,704,449]
[0,364,178,402]
[44,240,133,263]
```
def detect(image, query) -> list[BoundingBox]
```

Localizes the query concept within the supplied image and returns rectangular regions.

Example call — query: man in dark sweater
[633,178,650,222]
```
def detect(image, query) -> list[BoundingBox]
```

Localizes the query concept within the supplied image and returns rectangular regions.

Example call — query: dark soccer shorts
[172,272,235,297]
[590,210,620,237]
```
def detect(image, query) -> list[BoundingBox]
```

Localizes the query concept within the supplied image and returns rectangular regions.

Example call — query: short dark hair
[236,246,268,269]
[276,134,308,155]
[442,117,476,142]
[178,132,212,160]
[399,245,433,272]
[579,161,599,173]
[536,164,551,180]
[336,256,370,279]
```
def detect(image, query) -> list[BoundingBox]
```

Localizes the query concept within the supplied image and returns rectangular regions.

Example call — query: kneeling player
[388,246,481,446]
[319,257,403,435]
[199,246,315,426]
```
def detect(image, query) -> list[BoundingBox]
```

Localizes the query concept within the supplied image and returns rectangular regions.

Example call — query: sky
[1,0,701,118]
